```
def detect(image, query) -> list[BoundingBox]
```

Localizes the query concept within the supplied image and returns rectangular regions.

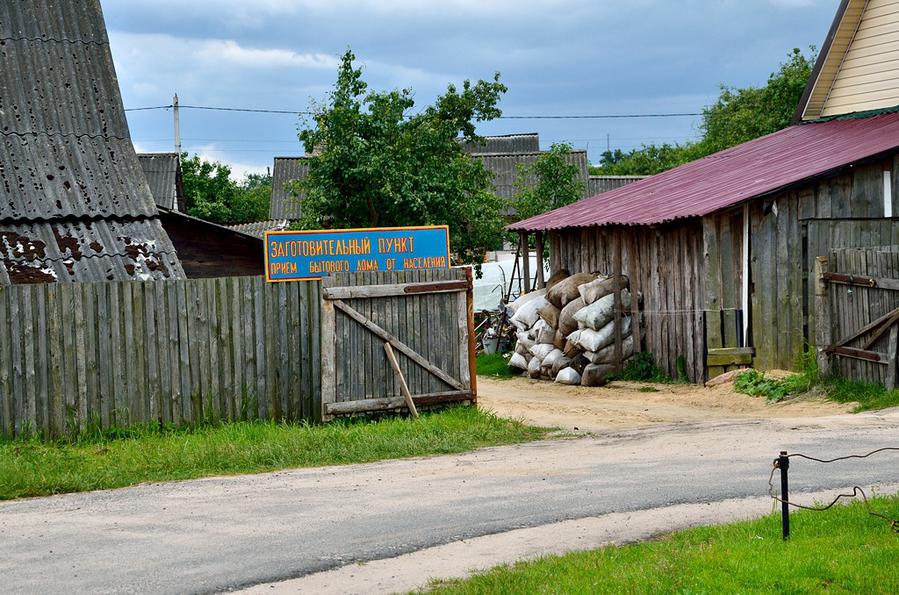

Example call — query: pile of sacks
[507,271,637,387]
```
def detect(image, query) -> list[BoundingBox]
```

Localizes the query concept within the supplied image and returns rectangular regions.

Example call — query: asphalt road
[2,411,898,594]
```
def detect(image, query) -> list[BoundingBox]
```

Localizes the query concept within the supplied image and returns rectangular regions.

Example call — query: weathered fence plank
[0,276,322,439]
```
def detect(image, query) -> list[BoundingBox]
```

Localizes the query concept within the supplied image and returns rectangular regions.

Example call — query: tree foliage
[296,49,509,264]
[512,143,585,222]
[181,154,271,225]
[591,48,816,176]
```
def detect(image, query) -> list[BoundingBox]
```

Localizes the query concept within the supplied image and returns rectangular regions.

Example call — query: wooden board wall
[702,208,745,376]
[550,222,706,382]
[0,277,321,439]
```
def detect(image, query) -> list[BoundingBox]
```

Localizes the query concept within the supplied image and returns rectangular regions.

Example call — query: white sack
[589,334,635,364]
[577,316,632,353]
[555,367,582,385]
[577,275,628,305]
[509,288,547,314]
[529,343,555,360]
[511,295,550,329]
[527,356,542,378]
[551,355,572,377]
[558,297,586,336]
[573,290,632,331]
[508,353,529,370]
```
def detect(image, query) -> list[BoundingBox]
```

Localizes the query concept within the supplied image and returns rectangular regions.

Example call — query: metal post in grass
[778,451,790,540]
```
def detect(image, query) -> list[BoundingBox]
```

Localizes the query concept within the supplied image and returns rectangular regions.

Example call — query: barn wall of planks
[819,246,899,387]
[0,277,322,439]
[549,222,706,383]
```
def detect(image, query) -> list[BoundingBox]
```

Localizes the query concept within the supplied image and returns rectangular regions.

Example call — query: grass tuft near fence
[424,494,899,594]
[476,353,518,379]
[0,407,549,501]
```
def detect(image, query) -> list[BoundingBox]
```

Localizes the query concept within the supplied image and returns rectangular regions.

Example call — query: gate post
[814,256,831,380]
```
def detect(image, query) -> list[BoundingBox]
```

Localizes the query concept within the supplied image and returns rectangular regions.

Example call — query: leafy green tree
[297,49,508,265]
[512,143,585,222]
[181,154,270,225]
[591,48,816,176]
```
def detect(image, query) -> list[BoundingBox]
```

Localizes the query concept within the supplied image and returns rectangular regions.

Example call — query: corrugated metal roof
[475,150,589,199]
[0,134,159,220]
[138,153,182,211]
[461,133,540,154]
[509,112,899,231]
[226,219,290,239]
[587,175,647,197]
[0,0,108,43]
[0,218,184,284]
[0,0,184,283]
[269,156,309,220]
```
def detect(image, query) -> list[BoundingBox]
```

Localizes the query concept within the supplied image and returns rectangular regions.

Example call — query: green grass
[734,369,814,403]
[0,407,548,500]
[425,494,899,594]
[821,377,899,412]
[476,352,518,379]
[608,352,681,384]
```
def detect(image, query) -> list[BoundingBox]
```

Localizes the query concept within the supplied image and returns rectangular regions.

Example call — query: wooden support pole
[383,343,418,418]
[465,267,478,403]
[520,232,531,294]
[885,324,898,391]
[612,229,623,373]
[814,256,831,379]
[535,232,545,289]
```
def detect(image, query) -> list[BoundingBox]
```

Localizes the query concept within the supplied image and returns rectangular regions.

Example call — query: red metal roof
[509,111,899,231]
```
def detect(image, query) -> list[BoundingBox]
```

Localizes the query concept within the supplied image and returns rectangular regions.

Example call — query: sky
[103,0,839,180]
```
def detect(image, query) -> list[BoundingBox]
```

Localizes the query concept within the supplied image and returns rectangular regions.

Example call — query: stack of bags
[507,271,637,387]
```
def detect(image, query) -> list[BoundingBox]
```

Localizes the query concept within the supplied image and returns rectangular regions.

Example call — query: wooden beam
[825,345,888,364]
[814,256,831,379]
[886,325,899,391]
[535,232,545,289]
[332,299,465,391]
[325,391,472,415]
[833,305,899,349]
[706,347,754,367]
[520,233,531,294]
[383,343,418,418]
[465,267,478,403]
[323,280,468,300]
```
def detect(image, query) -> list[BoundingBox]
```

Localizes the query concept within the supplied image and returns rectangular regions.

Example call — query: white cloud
[194,40,338,69]
[194,144,269,181]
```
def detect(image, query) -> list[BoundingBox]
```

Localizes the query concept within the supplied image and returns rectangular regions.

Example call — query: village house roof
[0,0,184,283]
[509,111,899,231]
[137,153,185,212]
[269,156,310,220]
[796,0,899,121]
[460,132,541,154]
[225,219,290,239]
[587,175,646,197]
[474,150,590,200]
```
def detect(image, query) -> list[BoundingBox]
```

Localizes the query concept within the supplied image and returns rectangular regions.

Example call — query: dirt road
[477,376,852,432]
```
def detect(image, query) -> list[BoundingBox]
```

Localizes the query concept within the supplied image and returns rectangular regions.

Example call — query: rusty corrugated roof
[587,175,646,197]
[509,112,899,231]
[0,218,182,284]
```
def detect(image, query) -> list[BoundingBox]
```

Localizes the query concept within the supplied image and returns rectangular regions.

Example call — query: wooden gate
[320,268,476,418]
[816,247,899,389]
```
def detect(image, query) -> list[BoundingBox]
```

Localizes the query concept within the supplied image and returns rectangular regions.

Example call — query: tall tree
[181,154,270,225]
[512,143,585,222]
[297,49,508,265]
[591,48,816,176]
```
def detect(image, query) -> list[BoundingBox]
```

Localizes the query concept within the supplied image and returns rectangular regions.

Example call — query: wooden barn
[509,0,899,382]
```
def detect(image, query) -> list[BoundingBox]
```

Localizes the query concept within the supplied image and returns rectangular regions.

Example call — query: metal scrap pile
[507,271,637,387]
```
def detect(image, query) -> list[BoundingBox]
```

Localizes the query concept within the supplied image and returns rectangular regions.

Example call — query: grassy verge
[425,494,899,594]
[0,407,548,500]
[476,352,518,379]
[732,352,899,411]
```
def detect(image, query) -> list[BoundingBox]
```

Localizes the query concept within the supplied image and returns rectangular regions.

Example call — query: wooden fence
[0,277,322,439]
[817,247,899,388]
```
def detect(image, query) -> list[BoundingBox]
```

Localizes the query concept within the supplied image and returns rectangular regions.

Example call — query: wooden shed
[509,0,899,382]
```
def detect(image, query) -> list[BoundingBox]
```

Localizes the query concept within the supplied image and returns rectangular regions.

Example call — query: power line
[124,103,701,120]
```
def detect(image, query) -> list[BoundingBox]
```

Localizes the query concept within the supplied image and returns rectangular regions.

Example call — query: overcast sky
[103,0,838,179]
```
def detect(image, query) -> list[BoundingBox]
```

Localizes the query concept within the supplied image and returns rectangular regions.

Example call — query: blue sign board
[264,226,451,282]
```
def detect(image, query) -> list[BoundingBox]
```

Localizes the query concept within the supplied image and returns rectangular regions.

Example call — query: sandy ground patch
[477,376,854,433]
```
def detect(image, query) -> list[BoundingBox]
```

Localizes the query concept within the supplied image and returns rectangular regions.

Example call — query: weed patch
[476,352,518,379]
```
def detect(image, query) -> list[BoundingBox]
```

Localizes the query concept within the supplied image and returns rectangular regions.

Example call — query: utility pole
[173,93,182,157]
[606,133,610,153]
